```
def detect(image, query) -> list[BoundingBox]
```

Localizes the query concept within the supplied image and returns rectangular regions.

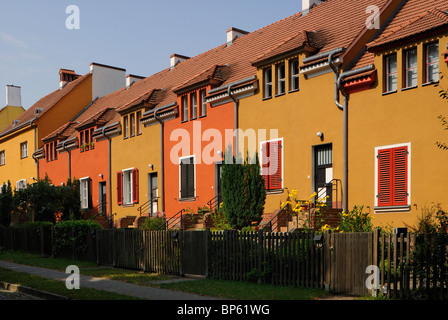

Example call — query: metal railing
[156,209,186,231]
[137,197,159,216]
[262,203,291,233]
[316,179,342,209]
[207,193,222,212]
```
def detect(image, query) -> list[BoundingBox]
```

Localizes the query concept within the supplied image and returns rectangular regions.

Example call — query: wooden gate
[329,232,374,296]
[181,230,208,276]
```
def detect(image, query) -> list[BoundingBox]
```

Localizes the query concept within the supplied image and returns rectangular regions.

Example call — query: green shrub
[139,217,165,230]
[53,220,102,256]
[19,221,53,229]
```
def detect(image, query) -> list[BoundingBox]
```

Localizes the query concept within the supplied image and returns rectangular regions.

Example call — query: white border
[374,142,411,213]
[122,168,135,205]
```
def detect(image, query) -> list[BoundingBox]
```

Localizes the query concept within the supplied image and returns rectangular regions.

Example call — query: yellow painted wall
[239,55,345,214]
[0,106,25,132]
[348,33,448,229]
[0,126,36,188]
[111,113,162,222]
[36,75,93,149]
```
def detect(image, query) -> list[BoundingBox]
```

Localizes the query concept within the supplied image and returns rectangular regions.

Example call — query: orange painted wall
[163,86,234,217]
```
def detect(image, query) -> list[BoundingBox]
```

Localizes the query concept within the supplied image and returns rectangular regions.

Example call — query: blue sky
[0,0,302,110]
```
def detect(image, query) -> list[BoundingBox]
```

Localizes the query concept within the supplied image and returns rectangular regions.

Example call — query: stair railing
[207,193,222,212]
[156,209,186,231]
[262,203,291,233]
[316,179,342,209]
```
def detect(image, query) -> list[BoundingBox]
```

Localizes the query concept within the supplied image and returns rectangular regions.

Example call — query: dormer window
[80,128,95,152]
[289,58,300,92]
[190,92,198,120]
[425,42,439,83]
[46,141,58,162]
[404,48,417,88]
[276,63,286,96]
[384,54,397,93]
[263,67,273,99]
[182,95,188,122]
[200,89,207,117]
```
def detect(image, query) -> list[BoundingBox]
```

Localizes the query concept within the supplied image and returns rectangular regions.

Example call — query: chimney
[170,54,190,70]
[226,27,249,45]
[302,0,324,15]
[5,85,21,107]
[90,62,126,100]
[126,74,145,88]
[59,69,80,89]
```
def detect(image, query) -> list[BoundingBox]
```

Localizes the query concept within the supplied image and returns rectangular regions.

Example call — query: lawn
[0,250,330,300]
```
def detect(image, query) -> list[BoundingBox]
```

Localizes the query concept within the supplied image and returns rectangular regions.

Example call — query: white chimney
[90,62,126,100]
[302,0,324,15]
[170,54,190,70]
[226,27,249,45]
[6,85,21,107]
[126,74,145,88]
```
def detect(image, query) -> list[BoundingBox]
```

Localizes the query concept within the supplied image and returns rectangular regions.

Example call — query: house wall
[0,106,25,133]
[347,33,448,229]
[239,56,345,214]
[163,87,234,218]
[111,116,161,221]
[0,127,36,188]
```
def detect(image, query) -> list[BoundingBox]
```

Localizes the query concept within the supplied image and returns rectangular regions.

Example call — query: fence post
[257,230,263,285]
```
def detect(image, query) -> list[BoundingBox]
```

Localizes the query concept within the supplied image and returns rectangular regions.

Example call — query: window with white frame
[385,54,397,93]
[200,89,207,117]
[80,178,91,210]
[276,63,286,95]
[16,179,26,191]
[20,142,28,159]
[425,42,439,83]
[404,48,417,88]
[375,143,411,211]
[182,95,188,122]
[190,92,198,119]
[260,139,283,191]
[123,169,133,205]
[263,67,272,99]
[290,58,299,92]
[179,155,195,200]
[0,151,5,166]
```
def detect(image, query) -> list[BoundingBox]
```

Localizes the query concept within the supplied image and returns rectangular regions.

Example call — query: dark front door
[215,162,223,207]
[99,181,107,215]
[314,144,333,206]
[148,172,158,216]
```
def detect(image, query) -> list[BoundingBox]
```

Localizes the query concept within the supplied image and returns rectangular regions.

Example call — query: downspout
[329,54,375,212]
[101,126,113,219]
[154,106,166,215]
[228,84,239,159]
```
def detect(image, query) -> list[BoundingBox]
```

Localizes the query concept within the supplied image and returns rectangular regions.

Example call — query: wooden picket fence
[1,225,447,299]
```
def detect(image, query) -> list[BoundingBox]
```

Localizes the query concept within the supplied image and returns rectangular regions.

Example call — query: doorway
[148,172,159,216]
[99,181,107,215]
[314,144,333,206]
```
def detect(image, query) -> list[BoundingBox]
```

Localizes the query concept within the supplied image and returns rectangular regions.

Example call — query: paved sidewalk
[0,260,220,300]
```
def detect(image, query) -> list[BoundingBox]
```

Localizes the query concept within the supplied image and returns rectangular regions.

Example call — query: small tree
[221,146,266,230]
[0,181,13,226]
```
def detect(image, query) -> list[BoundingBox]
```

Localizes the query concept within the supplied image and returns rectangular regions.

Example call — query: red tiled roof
[0,73,91,137]
[48,0,391,143]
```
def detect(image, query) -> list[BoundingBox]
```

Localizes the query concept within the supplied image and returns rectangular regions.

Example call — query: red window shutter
[261,142,269,190]
[269,140,282,190]
[132,168,139,204]
[117,172,123,205]
[377,149,392,207]
[393,146,408,206]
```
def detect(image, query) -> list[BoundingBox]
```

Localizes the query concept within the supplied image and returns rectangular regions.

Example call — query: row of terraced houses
[1,0,448,231]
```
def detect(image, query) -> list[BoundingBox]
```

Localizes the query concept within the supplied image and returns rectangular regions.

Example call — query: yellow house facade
[345,5,448,229]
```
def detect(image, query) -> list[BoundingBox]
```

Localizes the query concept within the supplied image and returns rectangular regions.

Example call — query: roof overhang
[205,76,258,107]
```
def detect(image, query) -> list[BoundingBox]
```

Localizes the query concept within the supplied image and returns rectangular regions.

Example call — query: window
[179,156,195,200]
[260,139,283,191]
[182,95,188,122]
[117,168,139,205]
[385,54,397,93]
[190,92,198,119]
[200,89,207,117]
[16,179,26,191]
[136,111,142,135]
[425,42,439,83]
[123,115,129,138]
[290,59,299,92]
[263,67,272,99]
[46,141,58,161]
[375,143,410,210]
[130,113,135,137]
[404,49,417,88]
[80,128,94,151]
[276,63,286,95]
[80,178,91,210]
[20,142,28,159]
[0,151,5,166]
